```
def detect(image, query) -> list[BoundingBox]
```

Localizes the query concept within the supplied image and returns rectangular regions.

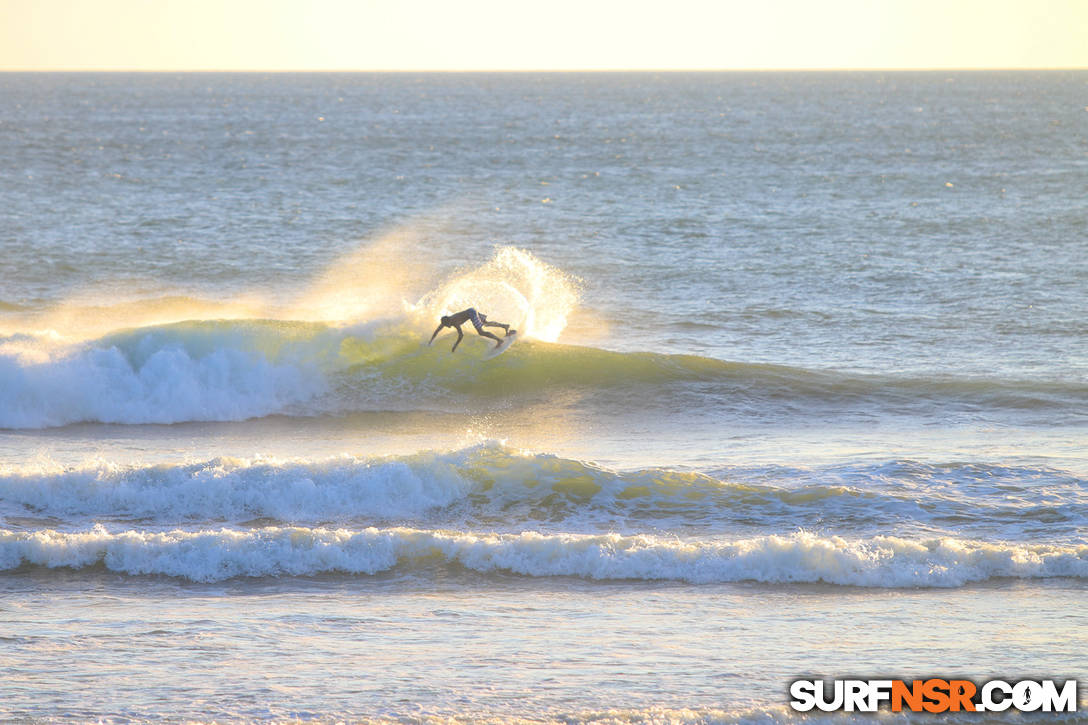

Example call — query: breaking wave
[3,445,1084,537]
[1,318,1085,429]
[3,525,1086,587]
[1,243,1084,429]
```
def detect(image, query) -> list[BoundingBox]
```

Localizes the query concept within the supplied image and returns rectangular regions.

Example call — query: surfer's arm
[428,323,445,346]
[450,326,464,352]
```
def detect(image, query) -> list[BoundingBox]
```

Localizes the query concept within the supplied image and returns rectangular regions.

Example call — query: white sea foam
[0,333,326,428]
[0,445,710,523]
[3,526,1085,586]
[0,453,474,521]
[3,446,1083,537]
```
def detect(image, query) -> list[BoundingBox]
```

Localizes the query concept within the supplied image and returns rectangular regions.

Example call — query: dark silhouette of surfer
[429,308,515,352]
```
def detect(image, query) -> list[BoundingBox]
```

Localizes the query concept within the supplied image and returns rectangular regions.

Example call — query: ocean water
[1,71,1086,723]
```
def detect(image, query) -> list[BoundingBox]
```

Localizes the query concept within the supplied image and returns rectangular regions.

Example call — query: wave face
[4,525,1086,586]
[2,317,1086,429]
[3,445,1085,541]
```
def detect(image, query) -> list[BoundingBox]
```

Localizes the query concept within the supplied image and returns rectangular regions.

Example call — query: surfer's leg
[477,329,503,347]
[482,320,509,333]
[469,310,504,346]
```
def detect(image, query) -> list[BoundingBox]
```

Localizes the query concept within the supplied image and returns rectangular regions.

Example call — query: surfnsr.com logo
[789,679,1078,713]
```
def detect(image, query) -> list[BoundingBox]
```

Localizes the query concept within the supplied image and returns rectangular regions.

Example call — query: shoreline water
[5,571,1086,722]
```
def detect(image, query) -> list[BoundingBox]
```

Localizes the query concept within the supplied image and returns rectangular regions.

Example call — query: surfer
[429,308,515,352]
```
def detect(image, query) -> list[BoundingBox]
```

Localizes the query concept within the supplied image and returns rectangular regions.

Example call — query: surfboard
[483,331,518,360]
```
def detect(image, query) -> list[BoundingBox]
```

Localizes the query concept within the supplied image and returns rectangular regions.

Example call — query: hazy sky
[2,0,1086,71]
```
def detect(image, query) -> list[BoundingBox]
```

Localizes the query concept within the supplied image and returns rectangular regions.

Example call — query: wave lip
[4,526,1086,587]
